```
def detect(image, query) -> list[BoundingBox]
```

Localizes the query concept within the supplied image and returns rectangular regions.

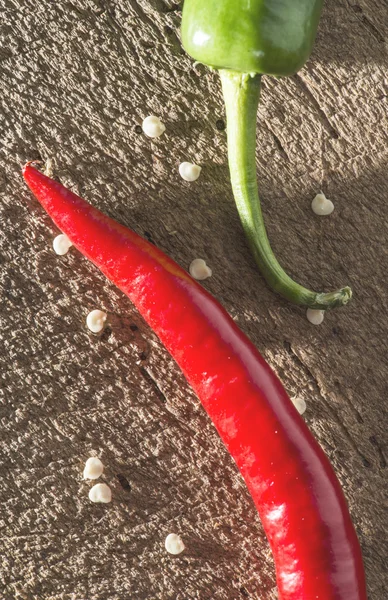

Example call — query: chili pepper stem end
[219,69,352,310]
[311,286,352,310]
[23,160,44,172]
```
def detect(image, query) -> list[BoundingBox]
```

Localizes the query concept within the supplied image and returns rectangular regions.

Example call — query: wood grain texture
[0,1,387,598]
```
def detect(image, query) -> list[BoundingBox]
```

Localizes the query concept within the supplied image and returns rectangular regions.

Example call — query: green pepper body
[181,0,324,76]
[180,1,351,310]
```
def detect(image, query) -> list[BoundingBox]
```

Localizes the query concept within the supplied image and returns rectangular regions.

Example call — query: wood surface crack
[294,74,339,139]
[369,435,387,469]
[349,3,385,44]
[138,365,167,404]
[263,124,289,161]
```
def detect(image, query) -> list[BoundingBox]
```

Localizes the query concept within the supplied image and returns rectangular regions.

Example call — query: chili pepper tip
[23,160,44,174]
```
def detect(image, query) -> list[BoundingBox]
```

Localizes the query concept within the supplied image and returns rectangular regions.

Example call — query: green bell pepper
[181,1,352,310]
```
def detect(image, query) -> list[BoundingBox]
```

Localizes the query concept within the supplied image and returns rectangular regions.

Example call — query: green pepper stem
[219,69,352,310]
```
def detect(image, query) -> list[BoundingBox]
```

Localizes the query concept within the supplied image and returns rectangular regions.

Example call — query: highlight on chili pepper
[181,1,352,311]
[22,162,367,600]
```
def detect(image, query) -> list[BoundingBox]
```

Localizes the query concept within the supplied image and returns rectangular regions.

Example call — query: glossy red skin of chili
[23,164,367,600]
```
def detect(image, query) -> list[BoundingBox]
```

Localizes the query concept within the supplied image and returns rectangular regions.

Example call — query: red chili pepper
[23,163,367,600]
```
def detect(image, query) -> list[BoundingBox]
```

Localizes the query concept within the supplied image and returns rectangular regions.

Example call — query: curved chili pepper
[181,1,352,310]
[23,163,366,600]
